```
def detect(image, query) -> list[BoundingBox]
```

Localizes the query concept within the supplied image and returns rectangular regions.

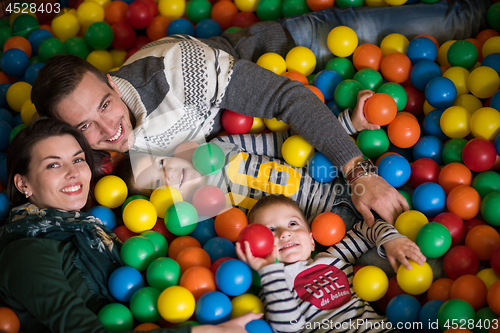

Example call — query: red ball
[464,217,487,234]
[138,0,158,16]
[238,224,275,258]
[113,225,138,242]
[403,85,425,117]
[230,11,259,29]
[152,218,177,243]
[311,212,346,246]
[491,246,500,276]
[462,138,497,172]
[126,0,154,29]
[409,158,441,188]
[443,245,479,279]
[363,92,398,126]
[111,22,136,50]
[221,109,254,134]
[132,35,151,49]
[192,185,226,218]
[432,212,465,247]
[438,162,473,194]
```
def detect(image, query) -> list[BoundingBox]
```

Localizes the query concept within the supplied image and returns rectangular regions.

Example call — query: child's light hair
[247,194,308,229]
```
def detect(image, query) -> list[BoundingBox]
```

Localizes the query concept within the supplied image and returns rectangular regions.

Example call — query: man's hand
[351,90,381,132]
[383,237,426,273]
[192,312,264,333]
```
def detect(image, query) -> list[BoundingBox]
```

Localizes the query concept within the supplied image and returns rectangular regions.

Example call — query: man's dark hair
[31,55,112,119]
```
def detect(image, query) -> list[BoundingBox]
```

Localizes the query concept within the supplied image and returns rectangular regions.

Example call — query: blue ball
[386,294,421,329]
[313,69,343,101]
[412,182,446,216]
[1,49,30,78]
[0,108,14,127]
[189,216,217,246]
[167,18,195,36]
[410,59,441,91]
[377,154,411,188]
[495,131,500,156]
[419,299,444,332]
[215,259,252,296]
[406,36,438,64]
[0,120,12,151]
[491,90,500,113]
[23,63,44,85]
[87,205,117,230]
[388,143,414,163]
[482,53,500,76]
[0,192,9,221]
[203,236,236,262]
[413,136,444,165]
[423,109,448,142]
[327,99,343,117]
[195,291,232,325]
[195,19,222,39]
[0,154,7,186]
[425,76,457,109]
[0,83,11,109]
[307,151,338,183]
[27,29,53,56]
[13,114,24,127]
[108,266,144,302]
[246,319,273,333]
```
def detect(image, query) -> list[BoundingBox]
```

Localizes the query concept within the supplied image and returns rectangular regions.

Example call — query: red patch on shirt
[294,264,351,310]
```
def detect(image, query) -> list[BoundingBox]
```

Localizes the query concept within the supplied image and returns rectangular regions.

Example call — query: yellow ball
[453,94,483,114]
[380,33,409,56]
[440,105,471,139]
[256,53,287,76]
[157,286,195,323]
[20,100,37,124]
[327,26,358,58]
[470,107,500,141]
[396,260,433,295]
[422,100,436,116]
[231,293,265,318]
[285,46,317,76]
[123,199,158,233]
[476,268,500,290]
[365,0,387,5]
[158,0,186,20]
[437,40,456,67]
[150,186,183,218]
[86,0,111,8]
[234,0,258,12]
[468,66,500,99]
[87,50,114,73]
[443,66,470,96]
[248,117,266,134]
[482,36,500,59]
[51,11,80,42]
[395,210,428,243]
[352,266,389,301]
[384,0,407,5]
[281,135,315,168]
[76,1,105,28]
[6,82,32,113]
[110,49,127,68]
[263,118,290,132]
[94,175,128,208]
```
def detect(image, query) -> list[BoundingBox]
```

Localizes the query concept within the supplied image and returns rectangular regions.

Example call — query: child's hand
[351,90,381,132]
[235,241,278,271]
[383,237,426,273]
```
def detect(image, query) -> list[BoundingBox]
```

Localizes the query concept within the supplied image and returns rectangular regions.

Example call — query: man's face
[55,72,135,153]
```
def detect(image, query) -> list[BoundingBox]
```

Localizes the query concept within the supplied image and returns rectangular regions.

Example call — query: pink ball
[192,185,226,217]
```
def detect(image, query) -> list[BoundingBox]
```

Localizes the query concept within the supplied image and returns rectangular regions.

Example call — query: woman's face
[18,135,92,211]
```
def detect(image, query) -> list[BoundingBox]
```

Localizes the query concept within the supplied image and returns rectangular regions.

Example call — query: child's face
[252,203,315,264]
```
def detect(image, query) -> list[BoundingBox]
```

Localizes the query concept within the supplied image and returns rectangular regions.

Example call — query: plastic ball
[409,158,440,188]
[77,1,105,28]
[51,10,80,42]
[94,175,128,209]
[108,266,144,302]
[230,12,259,29]
[263,117,290,132]
[380,52,412,83]
[363,92,397,126]
[356,129,389,160]
[110,22,135,50]
[334,79,363,110]
[5,82,31,113]
[462,138,497,172]
[443,66,470,96]
[386,294,421,328]
[437,299,476,331]
[4,35,32,58]
[312,69,343,101]
[195,18,222,39]
[179,266,216,301]
[481,191,500,227]
[353,265,388,302]
[471,107,500,141]
[150,186,183,218]
[215,259,252,296]
[438,162,472,195]
[129,286,161,323]
[377,154,411,188]
[416,222,452,258]
[188,217,217,247]
[395,210,428,243]
[167,18,194,36]
[449,274,487,311]
[176,246,211,273]
[425,76,457,110]
[406,37,438,66]
[377,82,407,112]
[168,236,200,259]
[231,293,265,318]
[140,230,168,258]
[192,143,225,176]
[245,319,273,333]
[410,59,441,91]
[0,48,29,78]
[412,182,446,217]
[397,260,433,295]
[352,43,383,71]
[307,151,337,183]
[164,201,199,236]
[255,52,286,76]
[88,205,117,230]
[403,85,425,116]
[446,185,481,221]
[211,1,238,30]
[146,257,181,290]
[121,235,156,271]
[380,33,409,56]
[423,109,448,142]
[483,36,500,59]
[221,109,253,135]
[285,46,316,76]
[84,22,114,50]
[483,53,500,77]
[439,105,471,139]
[447,40,478,70]
[281,134,315,168]
[157,286,196,323]
[0,307,20,333]
[195,291,232,325]
[192,185,225,218]
[104,0,128,24]
[87,50,114,73]
[473,171,500,200]
[158,0,185,20]
[214,207,248,242]
[427,278,454,302]
[327,26,358,58]
[203,237,236,262]
[237,224,274,258]
[387,112,421,148]
[419,299,445,333]
[310,212,346,246]
[126,0,154,29]
[465,225,500,261]
[468,66,500,99]
[98,303,134,331]
[413,135,444,165]
[325,57,355,80]
[488,280,500,316]
[443,245,480,279]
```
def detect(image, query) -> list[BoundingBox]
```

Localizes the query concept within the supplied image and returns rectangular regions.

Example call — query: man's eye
[102,101,109,111]
[81,123,90,131]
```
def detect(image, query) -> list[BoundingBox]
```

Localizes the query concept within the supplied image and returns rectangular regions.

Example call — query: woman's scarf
[0,203,123,302]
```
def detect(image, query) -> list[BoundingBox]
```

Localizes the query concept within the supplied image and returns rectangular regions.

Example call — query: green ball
[334,79,363,110]
[12,15,39,39]
[416,222,452,258]
[472,171,500,199]
[192,143,225,176]
[129,286,161,323]
[447,40,478,70]
[64,37,89,59]
[256,0,282,21]
[224,27,241,33]
[120,235,156,271]
[251,268,261,288]
[84,22,113,50]
[442,138,467,165]
[121,194,149,213]
[487,2,500,32]
[437,299,476,332]
[353,68,383,91]
[0,19,9,28]
[185,0,212,24]
[29,55,41,65]
[336,0,363,7]
[164,201,198,236]
[39,37,65,62]
[175,321,201,327]
[325,57,355,80]
[398,189,413,210]
[146,257,181,290]
[140,230,168,258]
[98,303,134,331]
[307,73,316,85]
[8,124,27,144]
[0,27,13,49]
[420,0,439,3]
[281,0,311,18]
[480,191,500,227]
[377,82,408,112]
[474,307,498,333]
[356,129,389,160]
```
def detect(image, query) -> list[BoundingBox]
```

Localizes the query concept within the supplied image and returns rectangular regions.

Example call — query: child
[235,194,426,333]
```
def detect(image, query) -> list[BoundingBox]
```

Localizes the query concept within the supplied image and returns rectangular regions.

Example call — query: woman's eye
[47,163,58,169]
[74,158,85,163]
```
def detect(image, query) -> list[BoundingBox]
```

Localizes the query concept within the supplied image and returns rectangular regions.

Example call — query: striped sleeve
[325,225,373,264]
[337,109,357,136]
[354,220,406,258]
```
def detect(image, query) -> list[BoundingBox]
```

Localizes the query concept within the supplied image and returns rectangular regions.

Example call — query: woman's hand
[236,240,278,271]
[383,237,426,273]
[351,90,381,132]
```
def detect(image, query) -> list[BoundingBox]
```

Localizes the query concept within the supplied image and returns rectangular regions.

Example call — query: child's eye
[155,179,160,188]
[289,221,298,226]
[159,159,165,168]
[268,227,275,232]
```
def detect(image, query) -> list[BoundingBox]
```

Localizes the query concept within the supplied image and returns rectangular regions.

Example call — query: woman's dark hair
[31,55,112,119]
[6,117,95,208]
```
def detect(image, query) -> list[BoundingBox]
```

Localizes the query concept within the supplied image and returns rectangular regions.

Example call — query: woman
[0,117,259,332]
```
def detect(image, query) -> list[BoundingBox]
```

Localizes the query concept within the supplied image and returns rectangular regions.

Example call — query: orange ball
[3,36,32,58]
[134,323,161,331]
[449,274,487,311]
[438,162,473,194]
[465,37,483,62]
[446,185,481,221]
[352,43,383,71]
[363,92,397,126]
[380,53,412,83]
[0,307,20,333]
[387,112,421,148]
[311,212,346,246]
[0,72,10,84]
[476,29,500,45]
[168,236,201,259]
[306,0,333,11]
[487,279,500,315]
[214,207,248,242]
[180,266,216,300]
[306,85,325,103]
[465,225,500,261]
[283,71,309,85]
[211,1,239,30]
[444,329,473,333]
[147,16,171,41]
[427,277,454,302]
[105,0,129,25]
[176,247,212,273]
